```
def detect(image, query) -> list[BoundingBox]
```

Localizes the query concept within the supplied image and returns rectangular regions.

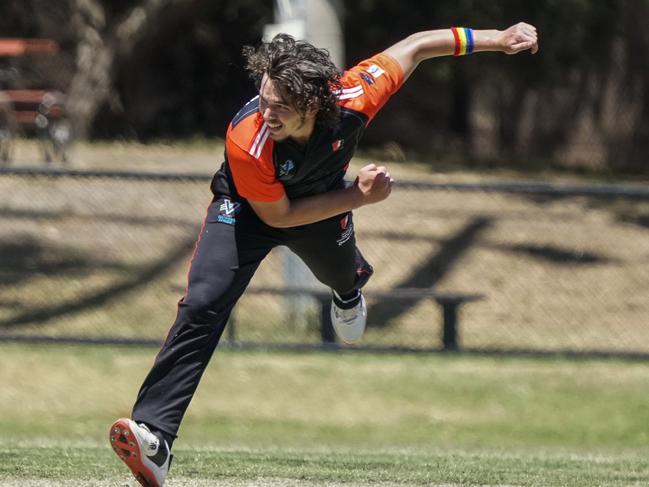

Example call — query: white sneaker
[330,291,367,344]
[110,418,171,487]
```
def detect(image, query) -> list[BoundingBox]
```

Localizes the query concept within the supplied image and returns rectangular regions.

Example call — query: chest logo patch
[331,139,344,152]
[278,159,296,179]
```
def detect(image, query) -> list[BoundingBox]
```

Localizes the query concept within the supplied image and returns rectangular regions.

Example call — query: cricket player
[110,22,538,487]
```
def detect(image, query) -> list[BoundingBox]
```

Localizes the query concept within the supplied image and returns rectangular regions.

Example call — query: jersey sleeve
[226,126,285,202]
[338,52,405,123]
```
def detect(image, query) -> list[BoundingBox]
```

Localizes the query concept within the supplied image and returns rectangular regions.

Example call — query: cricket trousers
[131,196,373,440]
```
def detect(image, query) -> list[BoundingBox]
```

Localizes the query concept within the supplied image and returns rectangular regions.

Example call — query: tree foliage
[2,0,647,172]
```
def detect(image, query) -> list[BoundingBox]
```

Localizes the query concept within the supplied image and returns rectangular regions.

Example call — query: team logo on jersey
[360,72,375,85]
[367,64,385,78]
[278,159,296,179]
[216,199,240,225]
[340,215,350,229]
[337,214,354,246]
[331,139,344,152]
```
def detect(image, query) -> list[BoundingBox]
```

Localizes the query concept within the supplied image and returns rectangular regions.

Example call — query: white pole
[304,0,344,68]
[265,0,345,331]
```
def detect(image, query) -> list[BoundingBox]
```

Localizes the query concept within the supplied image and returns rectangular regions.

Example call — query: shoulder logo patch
[360,72,375,85]
[367,64,385,78]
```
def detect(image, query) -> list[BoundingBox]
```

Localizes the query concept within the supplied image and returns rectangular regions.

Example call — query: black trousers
[131,196,373,439]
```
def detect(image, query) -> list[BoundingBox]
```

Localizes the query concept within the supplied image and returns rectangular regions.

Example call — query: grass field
[1,342,648,486]
[2,141,649,486]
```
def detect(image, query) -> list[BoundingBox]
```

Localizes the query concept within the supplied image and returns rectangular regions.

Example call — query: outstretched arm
[384,22,539,80]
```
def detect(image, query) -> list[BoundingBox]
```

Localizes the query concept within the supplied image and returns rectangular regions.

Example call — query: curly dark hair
[242,34,342,129]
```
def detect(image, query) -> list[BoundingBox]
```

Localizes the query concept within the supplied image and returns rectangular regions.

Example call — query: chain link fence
[1,167,648,357]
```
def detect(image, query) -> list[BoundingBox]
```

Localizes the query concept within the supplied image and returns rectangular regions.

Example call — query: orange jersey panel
[338,52,405,123]
[226,113,285,202]
[225,52,404,202]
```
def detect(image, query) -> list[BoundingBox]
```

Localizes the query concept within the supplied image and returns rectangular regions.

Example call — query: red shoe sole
[109,418,160,487]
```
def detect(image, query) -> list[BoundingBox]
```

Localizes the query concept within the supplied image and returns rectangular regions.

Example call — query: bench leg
[440,301,460,351]
[319,298,335,344]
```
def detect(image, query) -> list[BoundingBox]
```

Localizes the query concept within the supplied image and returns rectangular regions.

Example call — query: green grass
[2,444,648,486]
[1,342,648,486]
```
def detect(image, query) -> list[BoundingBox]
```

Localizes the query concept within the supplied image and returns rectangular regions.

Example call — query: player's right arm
[226,135,392,228]
[248,163,392,228]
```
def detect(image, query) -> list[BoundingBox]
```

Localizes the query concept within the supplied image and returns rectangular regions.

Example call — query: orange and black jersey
[211,52,404,201]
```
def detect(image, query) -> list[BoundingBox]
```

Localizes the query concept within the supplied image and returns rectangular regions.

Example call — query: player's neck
[289,117,317,146]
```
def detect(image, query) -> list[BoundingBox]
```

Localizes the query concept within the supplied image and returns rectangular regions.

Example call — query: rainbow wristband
[451,27,474,56]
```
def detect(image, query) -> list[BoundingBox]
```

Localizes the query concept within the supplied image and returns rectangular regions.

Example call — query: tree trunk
[67,0,197,139]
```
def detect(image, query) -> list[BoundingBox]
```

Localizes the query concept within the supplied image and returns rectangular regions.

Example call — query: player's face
[258,74,316,144]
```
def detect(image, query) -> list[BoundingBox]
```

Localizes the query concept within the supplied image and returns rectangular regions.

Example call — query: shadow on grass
[0,207,197,228]
[499,243,612,264]
[0,236,130,288]
[617,212,649,231]
[367,216,492,328]
[0,236,196,329]
[364,210,617,328]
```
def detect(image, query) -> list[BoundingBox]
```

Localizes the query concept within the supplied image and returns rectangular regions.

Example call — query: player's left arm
[384,22,539,81]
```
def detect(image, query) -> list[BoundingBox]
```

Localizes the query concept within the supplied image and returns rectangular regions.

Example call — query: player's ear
[305,101,320,118]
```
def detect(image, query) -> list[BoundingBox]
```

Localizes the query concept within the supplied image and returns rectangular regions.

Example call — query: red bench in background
[0,39,71,164]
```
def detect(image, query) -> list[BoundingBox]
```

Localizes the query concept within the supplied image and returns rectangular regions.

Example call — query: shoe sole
[109,418,161,487]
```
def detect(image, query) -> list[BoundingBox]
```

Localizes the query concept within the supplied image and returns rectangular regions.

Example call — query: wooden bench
[0,38,58,57]
[0,39,69,164]
[232,286,484,350]
[0,90,64,126]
